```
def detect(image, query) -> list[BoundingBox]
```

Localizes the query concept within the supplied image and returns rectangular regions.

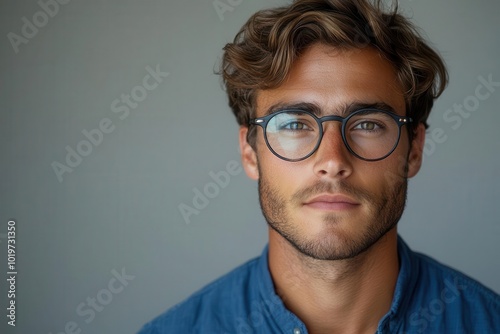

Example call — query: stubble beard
[258,165,408,261]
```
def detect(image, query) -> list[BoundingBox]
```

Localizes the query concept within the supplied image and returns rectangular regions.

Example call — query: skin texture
[239,44,425,334]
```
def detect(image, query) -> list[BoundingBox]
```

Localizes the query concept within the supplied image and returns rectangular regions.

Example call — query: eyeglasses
[249,109,413,162]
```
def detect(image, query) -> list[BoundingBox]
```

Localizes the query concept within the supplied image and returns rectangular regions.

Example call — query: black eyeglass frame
[248,108,413,162]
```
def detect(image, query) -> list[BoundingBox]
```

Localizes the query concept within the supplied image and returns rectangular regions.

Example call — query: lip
[303,194,360,211]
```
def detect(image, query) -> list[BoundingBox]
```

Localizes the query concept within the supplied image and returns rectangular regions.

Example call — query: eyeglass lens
[264,110,401,161]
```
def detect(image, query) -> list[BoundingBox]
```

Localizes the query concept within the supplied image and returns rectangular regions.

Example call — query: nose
[312,122,353,179]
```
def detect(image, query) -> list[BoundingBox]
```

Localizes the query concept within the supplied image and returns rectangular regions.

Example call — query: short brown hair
[220,0,448,139]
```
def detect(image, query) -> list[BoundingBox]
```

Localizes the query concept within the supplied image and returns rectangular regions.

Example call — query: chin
[275,220,395,261]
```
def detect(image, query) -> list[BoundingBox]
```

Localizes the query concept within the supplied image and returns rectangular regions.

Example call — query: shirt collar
[378,236,420,331]
[256,236,419,332]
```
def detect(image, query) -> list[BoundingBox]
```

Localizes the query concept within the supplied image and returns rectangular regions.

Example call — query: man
[140,0,500,333]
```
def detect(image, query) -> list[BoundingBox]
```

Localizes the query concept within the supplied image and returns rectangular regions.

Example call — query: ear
[407,123,425,178]
[239,126,259,180]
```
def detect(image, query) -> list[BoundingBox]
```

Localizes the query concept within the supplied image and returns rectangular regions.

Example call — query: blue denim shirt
[139,237,500,333]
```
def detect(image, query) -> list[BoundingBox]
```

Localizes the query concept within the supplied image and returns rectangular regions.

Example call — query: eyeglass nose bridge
[315,114,348,134]
[317,114,346,124]
[311,114,351,158]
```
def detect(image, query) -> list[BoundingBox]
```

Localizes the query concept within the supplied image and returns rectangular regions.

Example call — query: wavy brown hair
[220,0,448,142]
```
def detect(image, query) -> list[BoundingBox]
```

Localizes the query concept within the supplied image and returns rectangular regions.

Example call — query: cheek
[371,134,411,181]
[258,149,308,195]
[353,145,409,192]
[360,156,408,194]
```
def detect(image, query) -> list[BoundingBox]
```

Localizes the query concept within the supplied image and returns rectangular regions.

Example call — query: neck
[268,228,399,334]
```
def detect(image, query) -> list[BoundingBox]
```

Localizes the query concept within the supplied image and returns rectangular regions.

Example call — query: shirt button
[293,328,301,334]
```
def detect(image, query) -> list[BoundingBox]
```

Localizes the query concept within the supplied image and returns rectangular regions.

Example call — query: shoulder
[414,250,500,303]
[138,255,262,334]
[408,249,500,331]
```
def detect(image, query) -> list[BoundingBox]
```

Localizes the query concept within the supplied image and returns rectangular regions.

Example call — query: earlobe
[407,123,426,178]
[239,126,259,180]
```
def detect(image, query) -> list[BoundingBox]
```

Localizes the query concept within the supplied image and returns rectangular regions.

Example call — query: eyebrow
[264,101,398,117]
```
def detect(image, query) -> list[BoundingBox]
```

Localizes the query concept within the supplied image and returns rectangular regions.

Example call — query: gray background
[1,0,499,333]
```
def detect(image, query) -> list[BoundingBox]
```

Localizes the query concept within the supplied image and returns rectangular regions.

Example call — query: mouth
[303,194,360,211]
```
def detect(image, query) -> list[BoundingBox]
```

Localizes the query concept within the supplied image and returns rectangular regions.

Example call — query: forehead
[256,44,406,117]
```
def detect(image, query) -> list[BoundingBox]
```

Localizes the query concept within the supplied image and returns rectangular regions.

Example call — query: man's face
[239,44,425,261]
